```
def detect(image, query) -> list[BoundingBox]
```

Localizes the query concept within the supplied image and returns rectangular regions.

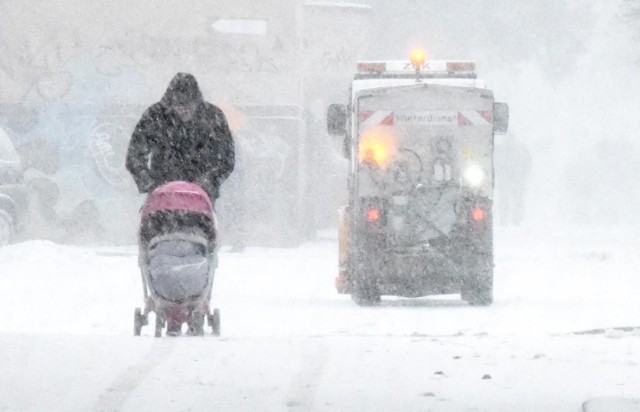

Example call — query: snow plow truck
[328,52,509,306]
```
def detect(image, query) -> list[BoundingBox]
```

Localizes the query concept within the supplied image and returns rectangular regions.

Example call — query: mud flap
[335,271,351,294]
[336,206,350,294]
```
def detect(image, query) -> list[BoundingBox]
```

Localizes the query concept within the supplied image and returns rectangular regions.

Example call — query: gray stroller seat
[148,234,210,303]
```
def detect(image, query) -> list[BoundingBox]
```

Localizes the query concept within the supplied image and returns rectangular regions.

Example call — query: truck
[328,53,509,305]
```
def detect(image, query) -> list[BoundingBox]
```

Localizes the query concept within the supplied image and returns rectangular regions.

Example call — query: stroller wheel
[209,308,221,337]
[134,308,143,336]
[188,313,205,336]
[154,314,164,338]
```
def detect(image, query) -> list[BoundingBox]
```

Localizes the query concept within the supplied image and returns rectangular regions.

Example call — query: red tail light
[357,62,386,73]
[367,207,381,222]
[471,207,486,222]
[447,61,476,72]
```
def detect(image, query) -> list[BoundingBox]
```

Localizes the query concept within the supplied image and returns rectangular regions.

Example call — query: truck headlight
[463,164,485,187]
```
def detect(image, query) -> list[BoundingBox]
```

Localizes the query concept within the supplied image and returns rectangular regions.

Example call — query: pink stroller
[133,181,220,337]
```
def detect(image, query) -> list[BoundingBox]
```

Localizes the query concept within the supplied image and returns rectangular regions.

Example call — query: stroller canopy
[142,182,213,220]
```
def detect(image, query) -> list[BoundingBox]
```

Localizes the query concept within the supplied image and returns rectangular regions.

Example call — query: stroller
[133,181,220,337]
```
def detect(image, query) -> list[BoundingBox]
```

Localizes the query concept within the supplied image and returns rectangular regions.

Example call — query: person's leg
[166,318,181,336]
[230,176,247,252]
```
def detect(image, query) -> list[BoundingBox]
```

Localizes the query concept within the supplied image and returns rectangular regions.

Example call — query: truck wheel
[461,261,493,306]
[351,244,383,306]
[351,274,381,306]
[457,232,493,306]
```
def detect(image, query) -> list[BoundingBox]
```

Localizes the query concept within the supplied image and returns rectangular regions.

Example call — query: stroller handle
[142,181,214,220]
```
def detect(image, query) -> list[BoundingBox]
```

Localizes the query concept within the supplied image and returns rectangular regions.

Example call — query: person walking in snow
[126,72,235,202]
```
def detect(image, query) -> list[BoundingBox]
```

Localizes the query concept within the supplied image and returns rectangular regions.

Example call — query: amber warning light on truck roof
[410,49,426,70]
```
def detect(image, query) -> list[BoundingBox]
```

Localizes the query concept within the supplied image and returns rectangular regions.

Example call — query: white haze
[2,2,640,411]
[364,0,640,230]
[1,0,638,244]
[1,0,637,246]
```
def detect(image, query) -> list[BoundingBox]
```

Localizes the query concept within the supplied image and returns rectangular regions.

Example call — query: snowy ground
[1,225,640,411]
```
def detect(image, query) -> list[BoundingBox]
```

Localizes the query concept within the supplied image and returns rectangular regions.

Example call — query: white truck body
[333,59,507,305]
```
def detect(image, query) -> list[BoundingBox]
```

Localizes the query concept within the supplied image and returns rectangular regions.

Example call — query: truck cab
[328,53,509,305]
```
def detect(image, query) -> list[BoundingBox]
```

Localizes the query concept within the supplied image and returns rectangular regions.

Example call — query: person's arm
[126,108,156,193]
[199,107,235,195]
[213,108,235,183]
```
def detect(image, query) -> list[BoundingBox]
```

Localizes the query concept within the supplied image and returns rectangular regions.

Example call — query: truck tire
[461,252,493,306]
[454,220,493,306]
[352,276,381,306]
[350,228,385,306]
[462,269,493,306]
[351,255,382,306]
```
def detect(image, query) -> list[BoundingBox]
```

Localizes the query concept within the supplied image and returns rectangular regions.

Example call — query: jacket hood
[160,72,203,108]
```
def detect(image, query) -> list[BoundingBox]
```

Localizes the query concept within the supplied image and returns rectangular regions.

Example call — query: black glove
[137,171,155,193]
[196,175,211,190]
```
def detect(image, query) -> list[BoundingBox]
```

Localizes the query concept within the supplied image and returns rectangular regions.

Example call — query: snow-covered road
[1,225,640,411]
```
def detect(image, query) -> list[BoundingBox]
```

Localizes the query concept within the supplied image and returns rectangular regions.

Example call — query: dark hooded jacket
[126,73,235,200]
